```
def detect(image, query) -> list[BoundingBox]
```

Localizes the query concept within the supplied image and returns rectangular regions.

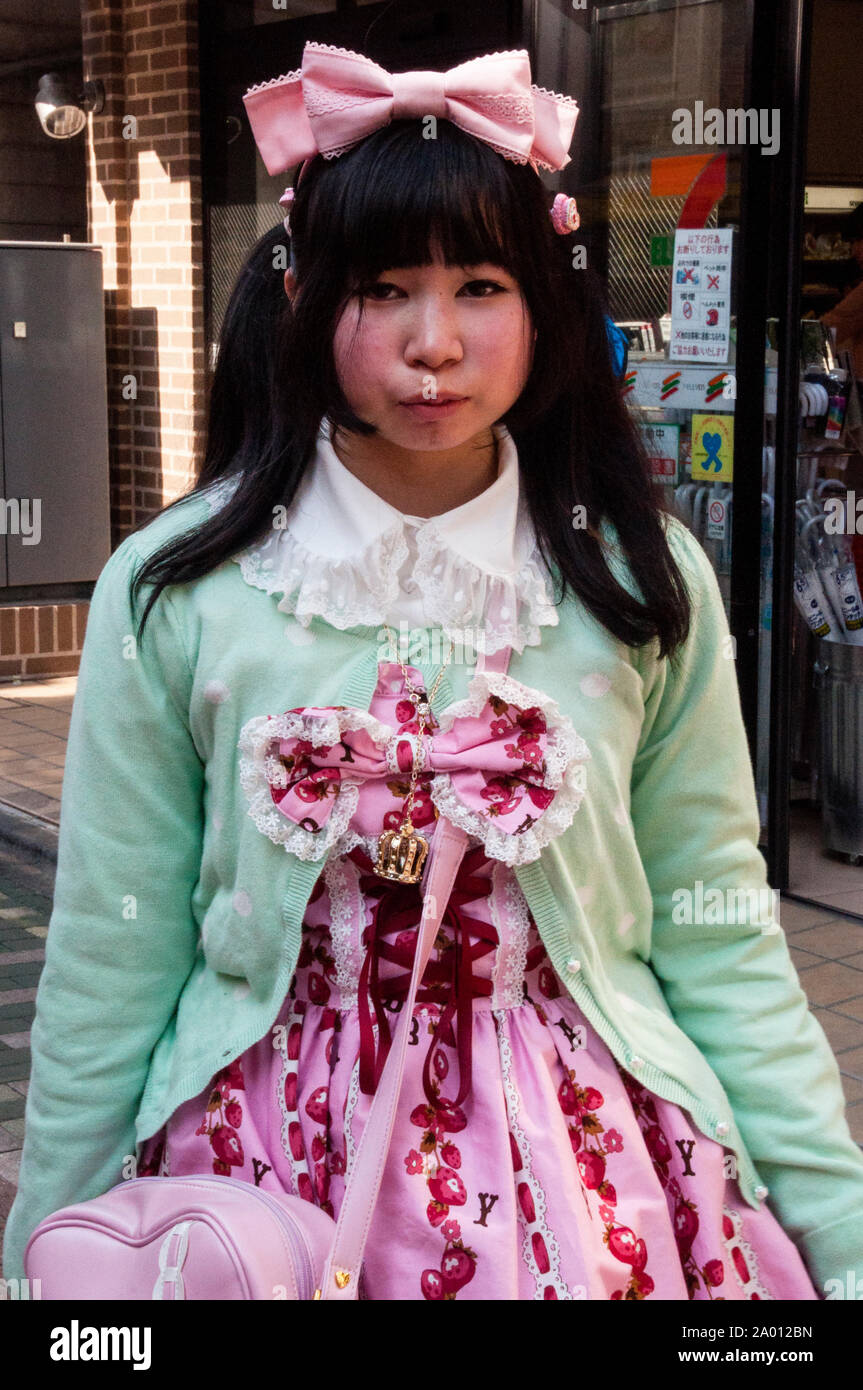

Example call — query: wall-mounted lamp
[35,73,105,139]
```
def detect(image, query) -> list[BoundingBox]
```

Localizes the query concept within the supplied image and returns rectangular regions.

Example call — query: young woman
[5,43,862,1300]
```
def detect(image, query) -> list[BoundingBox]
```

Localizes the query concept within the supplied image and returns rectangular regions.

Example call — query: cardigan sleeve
[2,537,205,1282]
[631,515,863,1297]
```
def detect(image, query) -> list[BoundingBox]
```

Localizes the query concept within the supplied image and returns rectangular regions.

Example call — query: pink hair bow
[242,41,579,176]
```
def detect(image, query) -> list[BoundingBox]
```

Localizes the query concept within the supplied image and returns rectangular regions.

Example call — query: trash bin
[813,637,863,863]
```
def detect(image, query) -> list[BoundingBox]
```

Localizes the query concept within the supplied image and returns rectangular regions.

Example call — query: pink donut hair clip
[550,192,580,234]
[279,185,294,233]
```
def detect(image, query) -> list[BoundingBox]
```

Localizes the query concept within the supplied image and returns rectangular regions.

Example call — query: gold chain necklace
[374,623,455,883]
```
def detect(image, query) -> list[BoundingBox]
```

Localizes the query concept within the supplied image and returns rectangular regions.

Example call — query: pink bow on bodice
[243,42,580,176]
[239,670,590,869]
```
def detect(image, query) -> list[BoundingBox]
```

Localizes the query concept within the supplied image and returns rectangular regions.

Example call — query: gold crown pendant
[374,624,454,884]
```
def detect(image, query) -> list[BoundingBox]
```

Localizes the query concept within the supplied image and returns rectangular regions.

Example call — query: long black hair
[129,118,692,657]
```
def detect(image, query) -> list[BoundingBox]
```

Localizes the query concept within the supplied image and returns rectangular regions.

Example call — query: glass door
[529,0,810,890]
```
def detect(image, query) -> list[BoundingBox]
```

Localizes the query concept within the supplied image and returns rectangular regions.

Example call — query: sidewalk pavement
[0,676,73,831]
[0,674,862,1224]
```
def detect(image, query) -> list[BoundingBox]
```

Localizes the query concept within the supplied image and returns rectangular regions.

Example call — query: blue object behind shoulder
[605,317,629,380]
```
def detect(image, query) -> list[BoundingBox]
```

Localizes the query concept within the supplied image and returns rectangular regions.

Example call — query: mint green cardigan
[4,491,863,1291]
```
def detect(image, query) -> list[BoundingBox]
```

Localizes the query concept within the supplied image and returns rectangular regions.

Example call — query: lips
[400,393,467,404]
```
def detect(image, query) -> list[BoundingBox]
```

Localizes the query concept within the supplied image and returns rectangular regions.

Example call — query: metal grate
[207,200,284,355]
[607,170,717,323]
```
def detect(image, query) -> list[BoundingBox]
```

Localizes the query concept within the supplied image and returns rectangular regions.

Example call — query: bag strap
[316,637,512,1299]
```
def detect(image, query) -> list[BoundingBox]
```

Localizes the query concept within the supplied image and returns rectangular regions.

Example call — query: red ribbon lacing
[348,842,496,1107]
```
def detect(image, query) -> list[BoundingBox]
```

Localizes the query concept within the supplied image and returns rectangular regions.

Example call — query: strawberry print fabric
[236,662,590,868]
[138,662,820,1300]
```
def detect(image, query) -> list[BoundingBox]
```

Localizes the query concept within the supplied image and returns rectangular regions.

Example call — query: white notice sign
[670,228,733,364]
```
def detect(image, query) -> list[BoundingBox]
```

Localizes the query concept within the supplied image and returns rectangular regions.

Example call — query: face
[288,248,535,451]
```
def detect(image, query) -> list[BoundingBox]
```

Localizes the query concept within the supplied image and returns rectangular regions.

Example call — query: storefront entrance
[576,0,863,919]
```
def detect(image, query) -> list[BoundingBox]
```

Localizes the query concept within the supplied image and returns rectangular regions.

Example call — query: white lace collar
[203,417,560,654]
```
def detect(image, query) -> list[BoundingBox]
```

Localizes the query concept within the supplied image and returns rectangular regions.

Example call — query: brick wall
[83,0,206,539]
[0,1,206,682]
[0,604,91,680]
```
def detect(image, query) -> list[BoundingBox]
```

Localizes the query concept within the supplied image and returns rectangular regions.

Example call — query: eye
[358,282,403,301]
[357,277,510,301]
[459,279,508,297]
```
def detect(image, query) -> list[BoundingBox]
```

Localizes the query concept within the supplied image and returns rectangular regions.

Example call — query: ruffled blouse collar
[203,416,560,654]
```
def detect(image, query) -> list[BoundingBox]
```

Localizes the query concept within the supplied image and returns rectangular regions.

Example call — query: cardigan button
[715,1121,730,1137]
[754,1184,769,1201]
[630,1056,644,1071]
[566,958,581,974]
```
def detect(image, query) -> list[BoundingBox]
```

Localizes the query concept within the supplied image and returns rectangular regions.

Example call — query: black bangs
[294,119,540,292]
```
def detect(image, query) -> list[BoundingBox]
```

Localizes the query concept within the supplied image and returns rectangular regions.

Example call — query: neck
[329,424,500,518]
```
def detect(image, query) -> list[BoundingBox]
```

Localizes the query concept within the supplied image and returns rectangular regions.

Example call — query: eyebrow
[374,263,511,275]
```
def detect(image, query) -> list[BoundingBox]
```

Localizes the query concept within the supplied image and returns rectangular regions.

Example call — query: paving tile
[0,737,49,754]
[0,1033,30,1049]
[0,968,43,985]
[0,1097,24,1122]
[0,1051,31,1081]
[3,709,70,730]
[778,901,846,934]
[789,945,824,970]
[847,1102,863,1146]
[0,1149,22,1184]
[811,1008,863,1055]
[0,790,57,813]
[794,960,863,1007]
[832,997,863,1023]
[838,1046,863,1081]
[0,1124,21,1152]
[4,766,66,784]
[1,1117,25,1139]
[0,1006,35,1026]
[0,990,38,1006]
[839,1074,863,1105]
[0,951,44,966]
[4,743,68,763]
[786,921,863,959]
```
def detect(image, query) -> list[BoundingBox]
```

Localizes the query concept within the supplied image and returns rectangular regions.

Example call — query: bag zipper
[120,1175,318,1299]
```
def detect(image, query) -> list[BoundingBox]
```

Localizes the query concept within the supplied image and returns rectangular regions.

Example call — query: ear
[284,268,297,303]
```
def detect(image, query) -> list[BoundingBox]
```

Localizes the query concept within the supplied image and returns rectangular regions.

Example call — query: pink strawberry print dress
[138,656,820,1301]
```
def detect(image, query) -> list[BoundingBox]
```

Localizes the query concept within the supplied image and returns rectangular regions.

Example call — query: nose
[404,291,464,371]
